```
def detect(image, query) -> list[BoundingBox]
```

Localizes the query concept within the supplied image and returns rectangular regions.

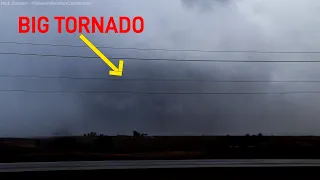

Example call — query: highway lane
[2,159,320,172]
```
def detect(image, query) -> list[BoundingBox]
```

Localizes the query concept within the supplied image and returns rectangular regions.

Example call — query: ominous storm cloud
[0,0,320,137]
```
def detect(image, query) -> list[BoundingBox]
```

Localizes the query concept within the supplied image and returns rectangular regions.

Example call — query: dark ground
[1,134,320,162]
[2,167,320,180]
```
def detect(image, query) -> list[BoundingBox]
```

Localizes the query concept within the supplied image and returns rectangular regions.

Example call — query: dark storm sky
[1,0,320,137]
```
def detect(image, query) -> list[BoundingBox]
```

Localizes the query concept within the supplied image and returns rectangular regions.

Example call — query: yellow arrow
[79,34,124,77]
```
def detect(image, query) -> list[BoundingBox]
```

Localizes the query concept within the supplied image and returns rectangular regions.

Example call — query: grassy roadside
[1,135,320,162]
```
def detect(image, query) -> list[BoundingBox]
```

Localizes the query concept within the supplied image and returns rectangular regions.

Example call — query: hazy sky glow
[1,0,320,137]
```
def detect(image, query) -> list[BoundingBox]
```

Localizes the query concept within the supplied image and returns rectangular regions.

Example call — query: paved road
[1,159,320,172]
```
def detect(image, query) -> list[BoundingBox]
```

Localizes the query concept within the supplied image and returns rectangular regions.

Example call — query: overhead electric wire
[0,89,320,95]
[2,74,320,83]
[1,41,320,54]
[2,42,320,96]
[2,52,320,62]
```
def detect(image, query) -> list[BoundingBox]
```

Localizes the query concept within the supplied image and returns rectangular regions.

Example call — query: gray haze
[1,0,320,136]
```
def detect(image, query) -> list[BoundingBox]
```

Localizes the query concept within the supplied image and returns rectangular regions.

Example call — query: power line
[0,89,320,95]
[2,52,320,62]
[2,74,320,83]
[1,41,320,54]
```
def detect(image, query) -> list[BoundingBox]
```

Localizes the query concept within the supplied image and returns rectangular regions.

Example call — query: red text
[18,16,144,34]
